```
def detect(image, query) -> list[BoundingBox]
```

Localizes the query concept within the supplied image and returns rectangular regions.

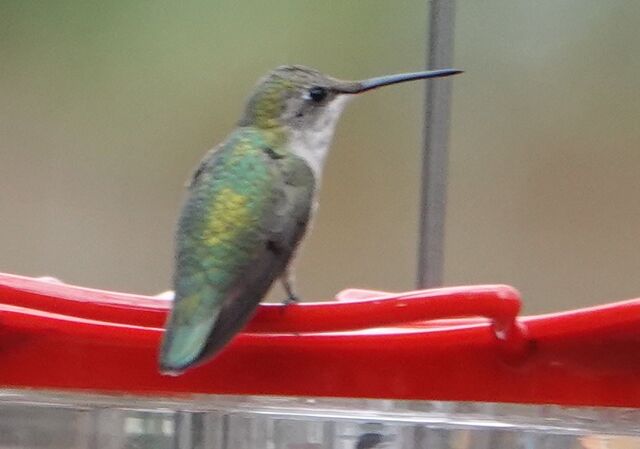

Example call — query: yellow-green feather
[160,125,313,371]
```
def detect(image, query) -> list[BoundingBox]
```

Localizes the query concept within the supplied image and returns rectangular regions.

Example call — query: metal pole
[417,0,457,288]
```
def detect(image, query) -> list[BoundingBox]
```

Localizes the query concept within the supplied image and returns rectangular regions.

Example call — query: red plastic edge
[1,272,640,408]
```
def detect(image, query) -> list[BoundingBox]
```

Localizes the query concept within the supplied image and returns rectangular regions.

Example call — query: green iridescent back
[160,125,315,371]
[176,129,277,302]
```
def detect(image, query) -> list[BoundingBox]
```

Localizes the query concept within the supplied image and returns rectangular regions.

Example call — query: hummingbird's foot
[282,293,300,306]
[280,274,300,305]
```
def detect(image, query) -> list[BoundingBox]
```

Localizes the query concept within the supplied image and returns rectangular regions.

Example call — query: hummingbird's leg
[281,268,300,305]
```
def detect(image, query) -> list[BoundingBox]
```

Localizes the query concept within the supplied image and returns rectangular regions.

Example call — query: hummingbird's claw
[280,270,300,305]
[282,294,300,306]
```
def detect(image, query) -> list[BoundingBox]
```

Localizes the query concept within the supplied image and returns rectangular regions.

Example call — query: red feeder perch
[1,272,640,408]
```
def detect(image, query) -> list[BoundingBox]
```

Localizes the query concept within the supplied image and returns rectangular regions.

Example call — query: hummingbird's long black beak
[334,68,462,94]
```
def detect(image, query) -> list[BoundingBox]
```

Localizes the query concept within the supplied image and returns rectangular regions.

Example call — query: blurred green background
[1,1,639,313]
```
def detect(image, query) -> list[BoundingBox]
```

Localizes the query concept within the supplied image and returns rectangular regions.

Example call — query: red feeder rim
[0,272,639,408]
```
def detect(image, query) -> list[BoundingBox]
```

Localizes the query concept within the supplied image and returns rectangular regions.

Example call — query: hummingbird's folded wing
[160,129,315,374]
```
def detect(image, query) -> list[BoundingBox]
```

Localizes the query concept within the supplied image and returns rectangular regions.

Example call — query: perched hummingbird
[159,65,462,374]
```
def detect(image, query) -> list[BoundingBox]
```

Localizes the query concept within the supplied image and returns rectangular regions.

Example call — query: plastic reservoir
[2,391,639,449]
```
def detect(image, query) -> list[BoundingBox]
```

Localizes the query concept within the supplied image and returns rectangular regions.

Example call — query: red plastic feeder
[1,272,639,408]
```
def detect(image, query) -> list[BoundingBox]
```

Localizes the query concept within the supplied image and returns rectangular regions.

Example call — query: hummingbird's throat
[288,96,350,180]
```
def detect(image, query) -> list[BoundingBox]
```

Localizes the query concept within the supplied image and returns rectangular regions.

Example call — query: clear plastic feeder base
[1,390,639,449]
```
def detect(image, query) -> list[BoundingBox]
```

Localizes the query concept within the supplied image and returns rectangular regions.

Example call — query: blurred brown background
[1,1,639,313]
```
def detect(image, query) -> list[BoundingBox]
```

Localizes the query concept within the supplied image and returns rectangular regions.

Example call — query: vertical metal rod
[417,0,457,288]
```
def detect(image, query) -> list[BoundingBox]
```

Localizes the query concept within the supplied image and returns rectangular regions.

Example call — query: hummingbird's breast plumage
[160,126,316,373]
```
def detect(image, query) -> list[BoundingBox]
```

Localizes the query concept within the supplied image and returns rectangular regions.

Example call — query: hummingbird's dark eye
[308,86,328,103]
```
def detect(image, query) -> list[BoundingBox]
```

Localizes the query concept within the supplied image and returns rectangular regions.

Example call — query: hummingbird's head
[239,65,347,132]
[238,65,462,177]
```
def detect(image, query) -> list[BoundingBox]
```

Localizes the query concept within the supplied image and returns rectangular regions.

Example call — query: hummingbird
[159,65,462,374]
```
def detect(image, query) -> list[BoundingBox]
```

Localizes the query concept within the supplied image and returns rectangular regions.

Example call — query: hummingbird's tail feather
[158,281,265,375]
[158,289,265,375]
[159,307,220,375]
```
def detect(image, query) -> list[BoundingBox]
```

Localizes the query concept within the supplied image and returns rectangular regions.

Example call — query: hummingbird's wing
[159,129,315,374]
